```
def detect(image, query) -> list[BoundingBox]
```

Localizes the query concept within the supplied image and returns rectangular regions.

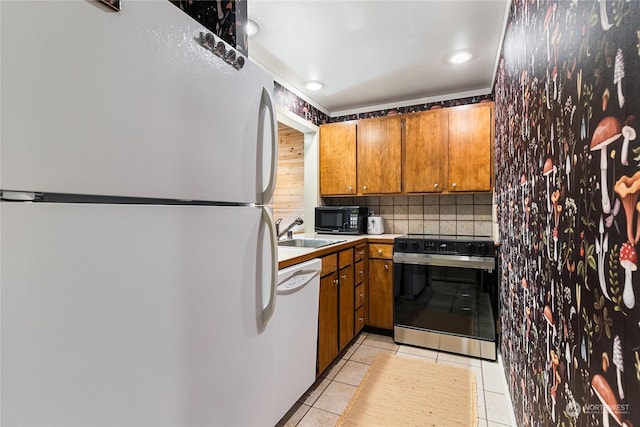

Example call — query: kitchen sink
[277,238,345,249]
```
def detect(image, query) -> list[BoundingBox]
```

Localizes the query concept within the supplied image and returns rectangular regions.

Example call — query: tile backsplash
[323,193,497,239]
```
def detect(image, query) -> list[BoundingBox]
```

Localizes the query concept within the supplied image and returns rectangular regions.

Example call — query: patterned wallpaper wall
[273,80,492,126]
[274,82,331,126]
[170,0,247,55]
[329,94,493,122]
[495,0,640,425]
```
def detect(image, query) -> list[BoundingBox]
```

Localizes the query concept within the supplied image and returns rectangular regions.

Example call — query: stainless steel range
[393,235,499,360]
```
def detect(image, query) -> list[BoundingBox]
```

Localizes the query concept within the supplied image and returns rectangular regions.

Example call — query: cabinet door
[357,116,402,194]
[319,122,357,196]
[338,265,355,350]
[404,110,448,193]
[368,259,394,330]
[317,273,339,375]
[447,103,494,192]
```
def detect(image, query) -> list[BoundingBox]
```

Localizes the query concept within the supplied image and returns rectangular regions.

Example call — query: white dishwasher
[274,258,322,421]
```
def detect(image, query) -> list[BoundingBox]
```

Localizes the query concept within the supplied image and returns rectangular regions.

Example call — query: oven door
[393,252,498,360]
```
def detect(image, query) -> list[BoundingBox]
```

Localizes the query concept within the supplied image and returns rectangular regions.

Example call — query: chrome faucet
[276,217,303,240]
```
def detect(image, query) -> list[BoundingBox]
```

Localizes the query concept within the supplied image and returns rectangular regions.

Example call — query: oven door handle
[393,252,495,270]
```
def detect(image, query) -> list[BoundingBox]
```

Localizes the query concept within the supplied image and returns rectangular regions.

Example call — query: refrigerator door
[1,202,278,426]
[0,1,277,204]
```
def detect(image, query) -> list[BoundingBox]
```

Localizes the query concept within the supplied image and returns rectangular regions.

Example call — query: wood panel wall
[272,123,305,232]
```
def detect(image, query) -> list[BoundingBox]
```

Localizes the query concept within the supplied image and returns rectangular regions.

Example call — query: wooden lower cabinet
[316,241,394,375]
[367,244,394,330]
[338,262,355,350]
[317,248,355,375]
[317,255,339,375]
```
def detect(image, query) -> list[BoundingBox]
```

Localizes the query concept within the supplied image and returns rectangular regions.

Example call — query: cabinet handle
[333,279,339,285]
[341,274,347,280]
[452,182,457,188]
[358,270,364,275]
[359,293,364,298]
[348,185,353,192]
[434,183,439,189]
[359,317,364,322]
[359,250,364,256]
[363,185,368,192]
[377,249,383,254]
[384,264,389,270]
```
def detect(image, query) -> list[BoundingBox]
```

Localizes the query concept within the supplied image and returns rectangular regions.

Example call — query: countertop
[277,233,403,269]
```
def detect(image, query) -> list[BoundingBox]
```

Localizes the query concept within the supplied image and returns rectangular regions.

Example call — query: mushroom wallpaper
[494,0,640,425]
[170,0,247,55]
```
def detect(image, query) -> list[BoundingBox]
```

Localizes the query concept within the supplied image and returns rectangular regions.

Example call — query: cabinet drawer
[354,244,367,262]
[355,305,365,334]
[355,260,365,285]
[321,253,338,277]
[355,283,365,309]
[369,243,393,259]
[339,248,354,267]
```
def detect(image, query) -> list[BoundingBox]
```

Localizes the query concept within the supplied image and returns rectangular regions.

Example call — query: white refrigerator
[1,1,280,425]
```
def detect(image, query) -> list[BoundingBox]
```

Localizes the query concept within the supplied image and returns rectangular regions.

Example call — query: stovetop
[394,234,495,256]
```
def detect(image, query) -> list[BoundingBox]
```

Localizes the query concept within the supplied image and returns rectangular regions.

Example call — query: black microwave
[315,206,368,234]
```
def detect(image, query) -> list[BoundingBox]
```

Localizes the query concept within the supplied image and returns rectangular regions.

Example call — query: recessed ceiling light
[247,19,260,37]
[447,51,473,65]
[305,81,324,91]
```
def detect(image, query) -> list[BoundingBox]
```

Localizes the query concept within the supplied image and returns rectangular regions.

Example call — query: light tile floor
[276,332,517,427]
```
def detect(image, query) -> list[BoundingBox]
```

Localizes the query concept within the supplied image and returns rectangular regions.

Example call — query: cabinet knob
[363,185,368,192]
[359,317,364,322]
[341,274,347,280]
[348,186,353,192]
[359,250,364,256]
[359,270,364,275]
[359,293,364,298]
[384,264,389,270]
[378,249,383,254]
[434,183,439,189]
[452,182,457,188]
[333,279,339,285]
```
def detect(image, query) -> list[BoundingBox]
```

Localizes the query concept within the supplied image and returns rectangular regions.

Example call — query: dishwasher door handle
[277,269,321,294]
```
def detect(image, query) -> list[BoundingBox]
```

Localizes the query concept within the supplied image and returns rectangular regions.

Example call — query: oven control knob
[477,243,489,255]
[398,241,408,250]
[465,243,475,254]
[411,241,419,250]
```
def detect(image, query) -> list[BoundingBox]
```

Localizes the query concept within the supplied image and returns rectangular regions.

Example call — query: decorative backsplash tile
[323,194,496,238]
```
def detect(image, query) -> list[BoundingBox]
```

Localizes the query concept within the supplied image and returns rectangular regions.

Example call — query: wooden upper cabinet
[404,109,448,193]
[447,102,494,192]
[357,115,402,194]
[319,122,357,196]
[319,102,492,197]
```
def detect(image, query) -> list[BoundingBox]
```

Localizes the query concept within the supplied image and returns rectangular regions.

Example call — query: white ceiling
[247,0,511,116]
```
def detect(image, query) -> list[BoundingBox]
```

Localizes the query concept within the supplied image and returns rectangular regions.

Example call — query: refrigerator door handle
[259,206,278,325]
[257,86,278,205]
